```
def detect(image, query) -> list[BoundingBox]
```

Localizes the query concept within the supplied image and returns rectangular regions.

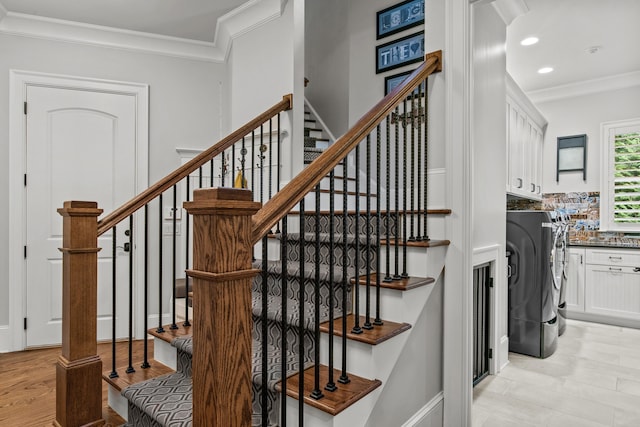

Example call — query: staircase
[54,51,445,427]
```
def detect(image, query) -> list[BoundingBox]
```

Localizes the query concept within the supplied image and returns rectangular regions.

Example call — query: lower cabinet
[566,247,640,324]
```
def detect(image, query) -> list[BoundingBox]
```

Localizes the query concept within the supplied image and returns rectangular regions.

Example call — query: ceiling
[506,0,640,93]
[0,0,250,42]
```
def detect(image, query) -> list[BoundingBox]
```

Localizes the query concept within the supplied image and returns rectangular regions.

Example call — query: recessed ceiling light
[585,45,603,54]
[538,67,554,74]
[521,37,539,46]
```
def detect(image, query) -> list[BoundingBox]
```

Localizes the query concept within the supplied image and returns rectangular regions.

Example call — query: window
[600,118,640,231]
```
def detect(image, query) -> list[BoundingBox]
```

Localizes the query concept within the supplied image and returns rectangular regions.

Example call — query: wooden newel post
[55,201,104,427]
[184,188,261,426]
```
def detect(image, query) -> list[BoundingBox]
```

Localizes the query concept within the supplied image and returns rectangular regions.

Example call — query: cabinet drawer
[586,248,640,267]
[585,265,640,320]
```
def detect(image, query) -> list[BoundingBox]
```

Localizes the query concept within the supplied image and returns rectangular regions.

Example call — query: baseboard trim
[401,391,444,427]
[0,325,11,353]
[567,311,640,330]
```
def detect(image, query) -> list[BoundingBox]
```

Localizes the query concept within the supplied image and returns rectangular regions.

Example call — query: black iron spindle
[401,99,409,278]
[126,215,135,374]
[142,206,151,368]
[384,116,392,283]
[409,92,417,242]
[210,159,214,187]
[157,195,165,334]
[364,135,373,330]
[339,159,350,385]
[311,185,324,400]
[251,130,256,195]
[423,77,430,241]
[326,170,337,392]
[109,225,118,378]
[184,177,191,327]
[276,114,282,233]
[261,234,268,427]
[298,199,306,424]
[171,185,178,329]
[269,118,273,200]
[199,166,203,188]
[375,125,383,326]
[393,107,401,280]
[221,150,226,187]
[260,124,265,205]
[352,145,363,335]
[417,82,423,241]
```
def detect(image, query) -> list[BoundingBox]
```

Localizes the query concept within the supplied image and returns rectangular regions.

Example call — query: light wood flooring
[473,319,640,427]
[0,341,150,426]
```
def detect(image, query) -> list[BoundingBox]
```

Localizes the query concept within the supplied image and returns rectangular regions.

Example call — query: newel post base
[184,188,261,427]
[55,201,104,427]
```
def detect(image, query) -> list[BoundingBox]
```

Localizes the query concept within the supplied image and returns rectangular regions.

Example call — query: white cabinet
[568,247,640,325]
[565,247,585,312]
[506,74,547,200]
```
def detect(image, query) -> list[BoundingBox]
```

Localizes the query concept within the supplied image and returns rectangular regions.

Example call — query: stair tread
[103,359,175,393]
[304,147,325,153]
[380,238,451,248]
[353,273,436,291]
[148,323,192,344]
[319,314,411,345]
[252,293,347,330]
[271,232,381,246]
[277,365,381,416]
[254,259,358,284]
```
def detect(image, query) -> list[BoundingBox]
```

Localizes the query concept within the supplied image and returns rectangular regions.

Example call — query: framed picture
[376,31,424,74]
[556,134,587,181]
[384,69,425,96]
[377,0,425,40]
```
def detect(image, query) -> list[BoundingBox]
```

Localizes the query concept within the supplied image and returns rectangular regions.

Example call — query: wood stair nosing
[103,360,175,393]
[319,314,411,345]
[352,273,436,291]
[148,323,192,344]
[380,238,451,248]
[285,208,451,216]
[276,365,381,416]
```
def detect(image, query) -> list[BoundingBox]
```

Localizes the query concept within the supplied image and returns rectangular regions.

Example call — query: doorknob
[123,242,130,252]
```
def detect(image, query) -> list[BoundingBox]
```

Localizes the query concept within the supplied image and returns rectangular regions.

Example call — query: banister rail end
[425,50,443,73]
[283,93,293,111]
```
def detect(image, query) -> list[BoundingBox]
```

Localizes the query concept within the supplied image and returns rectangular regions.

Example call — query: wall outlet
[164,207,182,220]
[163,223,181,236]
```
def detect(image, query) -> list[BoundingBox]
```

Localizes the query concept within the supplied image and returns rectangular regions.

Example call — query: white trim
[401,391,444,427]
[506,73,547,128]
[8,70,149,352]
[443,0,473,425]
[528,71,640,104]
[473,244,508,374]
[0,0,287,62]
[0,325,10,353]
[491,0,528,26]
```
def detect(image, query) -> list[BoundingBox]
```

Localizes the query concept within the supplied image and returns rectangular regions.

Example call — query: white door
[25,85,137,347]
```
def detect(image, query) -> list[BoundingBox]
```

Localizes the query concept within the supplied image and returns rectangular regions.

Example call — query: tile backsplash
[507,192,640,247]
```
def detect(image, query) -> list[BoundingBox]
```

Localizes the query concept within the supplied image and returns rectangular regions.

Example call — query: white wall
[538,85,640,193]
[0,33,224,337]
[305,0,350,137]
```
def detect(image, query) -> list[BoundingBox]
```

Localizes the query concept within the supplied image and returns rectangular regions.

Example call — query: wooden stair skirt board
[319,314,411,345]
[276,365,381,416]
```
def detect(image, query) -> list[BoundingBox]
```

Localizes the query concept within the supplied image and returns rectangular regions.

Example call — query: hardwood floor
[473,319,640,427]
[0,340,152,426]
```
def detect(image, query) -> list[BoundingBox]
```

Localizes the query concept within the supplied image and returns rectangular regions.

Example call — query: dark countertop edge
[569,243,640,249]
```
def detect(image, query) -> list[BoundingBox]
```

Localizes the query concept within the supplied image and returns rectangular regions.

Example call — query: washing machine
[507,210,559,358]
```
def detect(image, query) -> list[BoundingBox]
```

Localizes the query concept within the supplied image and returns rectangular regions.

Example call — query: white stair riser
[108,385,129,421]
[379,242,446,278]
[153,336,177,370]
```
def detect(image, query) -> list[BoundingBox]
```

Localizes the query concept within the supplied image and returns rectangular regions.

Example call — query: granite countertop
[569,239,640,249]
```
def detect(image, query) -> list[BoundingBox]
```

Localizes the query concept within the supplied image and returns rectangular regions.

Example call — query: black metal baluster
[339,159,350,385]
[269,118,273,201]
[364,135,373,330]
[384,116,392,283]
[409,91,417,242]
[171,185,178,330]
[352,145,363,335]
[142,206,151,368]
[393,107,401,280]
[423,77,430,241]
[417,82,423,241]
[184,177,191,327]
[109,226,118,379]
[298,199,306,425]
[311,184,324,400]
[126,215,135,374]
[210,159,214,187]
[401,99,409,278]
[232,143,236,187]
[198,166,203,188]
[326,170,337,392]
[157,195,165,333]
[260,124,265,205]
[251,130,256,195]
[241,136,247,189]
[221,149,226,187]
[261,234,268,427]
[375,125,383,326]
[280,216,288,425]
[276,114,282,233]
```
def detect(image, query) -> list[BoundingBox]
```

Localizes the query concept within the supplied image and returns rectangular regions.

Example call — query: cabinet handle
[531,183,535,192]
[609,267,623,272]
[634,267,640,273]
[609,256,623,262]
[580,255,583,264]
[537,185,541,194]
[516,178,523,189]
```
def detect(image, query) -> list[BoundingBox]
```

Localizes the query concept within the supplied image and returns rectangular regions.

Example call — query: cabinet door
[585,265,640,320]
[531,123,544,197]
[507,98,526,194]
[565,249,585,312]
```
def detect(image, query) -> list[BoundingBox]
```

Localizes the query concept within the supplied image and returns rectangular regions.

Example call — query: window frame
[600,118,640,231]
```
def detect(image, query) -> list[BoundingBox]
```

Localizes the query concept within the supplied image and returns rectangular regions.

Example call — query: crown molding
[492,0,529,26]
[527,70,640,104]
[0,0,287,62]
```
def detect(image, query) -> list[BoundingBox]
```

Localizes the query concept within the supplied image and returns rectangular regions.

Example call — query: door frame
[8,70,149,351]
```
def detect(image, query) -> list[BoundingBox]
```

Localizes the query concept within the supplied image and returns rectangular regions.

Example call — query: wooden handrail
[97,94,293,236]
[251,51,442,243]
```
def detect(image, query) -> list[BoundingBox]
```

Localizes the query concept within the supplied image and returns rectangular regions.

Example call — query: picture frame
[384,69,425,96]
[377,0,425,40]
[376,31,424,74]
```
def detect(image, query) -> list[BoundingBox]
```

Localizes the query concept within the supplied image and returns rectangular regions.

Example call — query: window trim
[600,118,640,232]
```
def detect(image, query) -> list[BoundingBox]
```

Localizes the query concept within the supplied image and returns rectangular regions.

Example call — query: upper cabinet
[506,74,547,200]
